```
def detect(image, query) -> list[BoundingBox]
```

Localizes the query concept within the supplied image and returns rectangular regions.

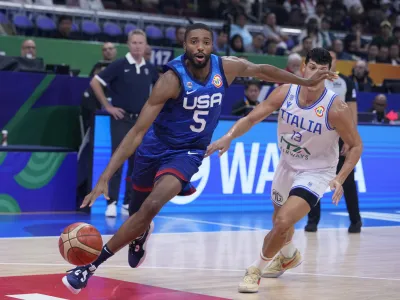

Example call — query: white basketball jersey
[277,84,340,170]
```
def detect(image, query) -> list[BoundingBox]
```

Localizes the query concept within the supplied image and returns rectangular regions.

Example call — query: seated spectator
[332,39,354,60]
[245,33,265,54]
[320,16,335,49]
[366,44,379,63]
[389,43,400,65]
[344,22,368,55]
[52,15,78,40]
[102,42,117,62]
[306,1,327,25]
[329,1,348,31]
[349,60,374,92]
[265,41,278,56]
[370,94,389,123]
[230,34,245,54]
[285,53,302,77]
[218,0,246,22]
[297,17,324,49]
[21,39,36,59]
[293,36,313,57]
[172,26,185,48]
[371,21,397,47]
[231,81,260,116]
[377,45,391,63]
[262,12,291,50]
[230,13,253,47]
[214,30,229,54]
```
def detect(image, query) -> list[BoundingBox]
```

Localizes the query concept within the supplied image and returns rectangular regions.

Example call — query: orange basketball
[59,222,103,266]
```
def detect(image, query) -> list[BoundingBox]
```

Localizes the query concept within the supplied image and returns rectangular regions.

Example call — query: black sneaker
[348,221,362,233]
[304,223,318,232]
[128,221,154,268]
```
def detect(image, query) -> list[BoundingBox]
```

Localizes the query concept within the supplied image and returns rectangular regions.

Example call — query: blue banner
[92,117,400,213]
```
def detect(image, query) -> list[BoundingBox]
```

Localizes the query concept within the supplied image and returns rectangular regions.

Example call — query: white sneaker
[238,266,261,293]
[105,201,117,218]
[121,204,129,216]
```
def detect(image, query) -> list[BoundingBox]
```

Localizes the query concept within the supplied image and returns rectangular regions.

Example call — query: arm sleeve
[95,59,123,87]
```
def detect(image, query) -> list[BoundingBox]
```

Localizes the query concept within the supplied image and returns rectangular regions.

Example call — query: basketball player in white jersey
[205,48,363,293]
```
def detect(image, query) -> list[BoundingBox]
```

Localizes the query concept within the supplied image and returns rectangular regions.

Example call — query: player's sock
[280,240,296,258]
[250,252,272,271]
[92,245,114,268]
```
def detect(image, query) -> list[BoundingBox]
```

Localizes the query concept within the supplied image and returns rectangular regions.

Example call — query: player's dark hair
[305,47,332,69]
[184,23,213,41]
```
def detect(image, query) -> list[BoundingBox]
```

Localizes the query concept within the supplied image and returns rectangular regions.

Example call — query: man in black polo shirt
[305,51,362,233]
[90,29,159,217]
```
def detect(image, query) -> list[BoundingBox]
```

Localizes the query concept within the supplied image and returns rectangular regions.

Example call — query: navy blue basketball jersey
[153,54,228,150]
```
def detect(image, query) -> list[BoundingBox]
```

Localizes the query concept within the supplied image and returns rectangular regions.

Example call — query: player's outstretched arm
[81,70,180,207]
[222,56,337,87]
[328,98,363,204]
[205,85,288,157]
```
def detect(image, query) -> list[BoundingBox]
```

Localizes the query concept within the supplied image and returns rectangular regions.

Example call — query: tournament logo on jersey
[315,105,325,117]
[187,81,193,89]
[212,74,223,88]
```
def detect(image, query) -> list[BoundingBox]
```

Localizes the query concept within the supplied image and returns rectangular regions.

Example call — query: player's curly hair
[305,47,332,69]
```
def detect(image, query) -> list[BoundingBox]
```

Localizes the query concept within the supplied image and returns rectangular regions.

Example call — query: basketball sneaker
[238,266,262,293]
[262,249,302,278]
[128,221,154,268]
[62,264,96,294]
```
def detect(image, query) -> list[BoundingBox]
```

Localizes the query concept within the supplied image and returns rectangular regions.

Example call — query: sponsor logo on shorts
[280,136,311,160]
[272,189,283,204]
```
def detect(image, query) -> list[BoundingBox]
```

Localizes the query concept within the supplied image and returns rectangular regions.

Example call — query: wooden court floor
[1,226,399,299]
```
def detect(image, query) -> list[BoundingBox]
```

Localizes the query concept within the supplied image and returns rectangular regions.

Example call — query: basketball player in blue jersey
[206,48,363,293]
[62,24,337,294]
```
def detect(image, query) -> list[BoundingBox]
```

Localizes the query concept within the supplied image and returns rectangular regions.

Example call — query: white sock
[280,240,296,258]
[250,252,272,271]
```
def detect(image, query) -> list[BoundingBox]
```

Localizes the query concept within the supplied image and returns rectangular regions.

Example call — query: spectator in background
[294,36,313,57]
[218,0,246,22]
[245,33,265,54]
[366,44,379,63]
[320,16,335,49]
[393,27,400,42]
[52,15,77,40]
[230,13,253,47]
[371,21,397,47]
[370,94,389,123]
[90,29,159,218]
[231,81,260,116]
[102,42,117,62]
[21,39,36,59]
[262,12,291,50]
[297,17,324,49]
[344,22,368,55]
[172,26,185,48]
[332,39,354,60]
[307,1,327,24]
[377,45,391,63]
[230,34,244,54]
[350,60,374,92]
[389,43,400,65]
[330,0,348,31]
[265,41,278,55]
[285,53,302,77]
[214,30,229,53]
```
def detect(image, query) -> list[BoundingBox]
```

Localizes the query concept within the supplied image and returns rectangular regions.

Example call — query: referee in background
[90,29,159,218]
[305,51,362,233]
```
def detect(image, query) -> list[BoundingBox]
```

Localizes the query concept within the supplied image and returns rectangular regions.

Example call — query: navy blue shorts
[132,127,205,196]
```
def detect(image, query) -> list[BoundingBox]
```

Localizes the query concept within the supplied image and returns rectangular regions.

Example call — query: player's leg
[305,200,321,232]
[121,153,135,215]
[337,156,362,233]
[62,174,182,294]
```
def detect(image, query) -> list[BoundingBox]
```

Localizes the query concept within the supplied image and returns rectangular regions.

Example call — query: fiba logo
[170,156,211,205]
[212,74,223,88]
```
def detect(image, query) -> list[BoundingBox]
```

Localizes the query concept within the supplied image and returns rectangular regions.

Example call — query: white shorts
[271,160,336,207]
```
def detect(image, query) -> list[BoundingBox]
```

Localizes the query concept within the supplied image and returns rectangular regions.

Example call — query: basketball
[59,222,103,266]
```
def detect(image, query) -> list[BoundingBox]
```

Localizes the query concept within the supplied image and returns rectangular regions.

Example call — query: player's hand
[106,106,125,120]
[80,178,109,208]
[329,179,343,205]
[340,143,350,156]
[305,70,338,86]
[205,136,232,157]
